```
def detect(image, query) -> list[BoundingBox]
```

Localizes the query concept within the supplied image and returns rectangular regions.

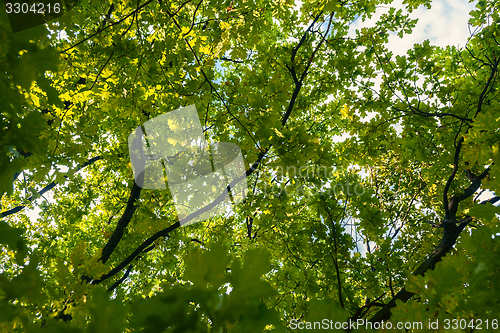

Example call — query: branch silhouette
[1,156,102,218]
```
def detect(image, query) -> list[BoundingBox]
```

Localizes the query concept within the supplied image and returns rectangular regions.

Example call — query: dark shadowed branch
[443,137,464,220]
[368,149,491,324]
[107,264,133,292]
[99,182,142,263]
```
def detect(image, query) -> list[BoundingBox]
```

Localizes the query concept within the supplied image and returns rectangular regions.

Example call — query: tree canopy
[1,0,500,331]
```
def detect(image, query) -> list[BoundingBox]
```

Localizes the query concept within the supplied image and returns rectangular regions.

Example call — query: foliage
[1,0,500,331]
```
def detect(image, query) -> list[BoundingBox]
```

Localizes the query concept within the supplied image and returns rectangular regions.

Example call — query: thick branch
[456,167,491,202]
[443,137,464,220]
[369,164,490,323]
[99,181,142,263]
[320,194,345,308]
[368,218,469,323]
[447,167,490,220]
[94,150,274,284]
[281,81,302,126]
[93,221,180,284]
[246,216,253,239]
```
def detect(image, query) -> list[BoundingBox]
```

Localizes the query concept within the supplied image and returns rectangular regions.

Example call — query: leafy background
[1,0,500,331]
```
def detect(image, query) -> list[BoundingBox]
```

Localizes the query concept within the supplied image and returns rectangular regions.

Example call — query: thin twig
[90,49,115,90]
[60,0,155,53]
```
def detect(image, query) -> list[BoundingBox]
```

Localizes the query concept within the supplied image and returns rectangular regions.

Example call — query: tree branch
[99,181,142,263]
[182,0,204,38]
[290,12,323,64]
[369,162,490,323]
[281,12,323,126]
[447,166,490,220]
[474,56,500,118]
[479,196,500,205]
[300,12,333,82]
[368,216,470,323]
[320,193,344,308]
[443,136,464,220]
[93,11,329,285]
[93,221,180,284]
[107,264,133,292]
[1,156,102,218]
[89,49,115,90]
[60,0,156,54]
[219,57,243,63]
[165,11,260,149]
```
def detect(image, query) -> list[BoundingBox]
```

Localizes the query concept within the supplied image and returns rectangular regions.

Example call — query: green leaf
[469,204,498,224]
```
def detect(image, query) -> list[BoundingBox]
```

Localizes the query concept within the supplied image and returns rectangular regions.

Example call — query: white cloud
[349,0,477,55]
